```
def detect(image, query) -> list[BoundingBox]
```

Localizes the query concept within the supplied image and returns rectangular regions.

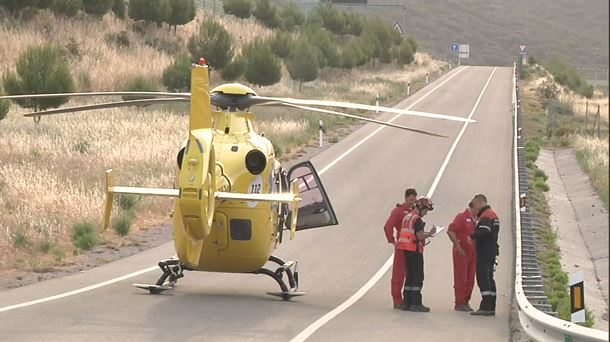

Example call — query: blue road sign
[451,43,459,52]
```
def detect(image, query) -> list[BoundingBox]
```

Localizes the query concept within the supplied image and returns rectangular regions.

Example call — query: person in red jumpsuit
[447,200,477,311]
[383,188,418,309]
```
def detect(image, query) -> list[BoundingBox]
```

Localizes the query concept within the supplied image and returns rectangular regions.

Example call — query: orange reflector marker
[569,271,585,323]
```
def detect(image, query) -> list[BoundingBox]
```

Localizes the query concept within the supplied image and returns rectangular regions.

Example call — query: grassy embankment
[520,63,607,326]
[0,11,447,276]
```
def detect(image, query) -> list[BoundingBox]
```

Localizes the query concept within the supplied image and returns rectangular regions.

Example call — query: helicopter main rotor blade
[22,98,188,117]
[265,103,446,138]
[1,91,190,100]
[251,95,475,123]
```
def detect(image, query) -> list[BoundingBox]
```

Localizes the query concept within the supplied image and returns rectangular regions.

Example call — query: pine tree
[53,0,82,17]
[270,31,293,59]
[396,39,414,66]
[128,0,171,26]
[2,45,75,111]
[253,0,279,29]
[111,0,126,19]
[167,0,195,34]
[82,0,113,16]
[243,39,281,86]
[279,2,304,31]
[223,0,251,19]
[188,19,234,70]
[221,56,246,81]
[287,39,318,92]
[0,87,9,121]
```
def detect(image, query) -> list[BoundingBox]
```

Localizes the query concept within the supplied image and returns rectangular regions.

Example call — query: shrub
[163,53,192,92]
[118,194,139,210]
[82,0,113,16]
[53,0,82,16]
[114,213,133,236]
[243,38,281,86]
[533,178,549,192]
[11,228,31,248]
[221,55,246,81]
[0,87,9,121]
[188,19,234,70]
[1,0,40,12]
[40,240,54,253]
[121,77,159,101]
[223,0,251,19]
[73,140,91,154]
[2,45,75,111]
[407,37,418,53]
[72,221,101,250]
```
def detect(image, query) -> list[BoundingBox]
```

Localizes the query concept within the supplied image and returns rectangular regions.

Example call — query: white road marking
[0,266,158,313]
[0,67,468,314]
[319,66,468,175]
[290,67,497,342]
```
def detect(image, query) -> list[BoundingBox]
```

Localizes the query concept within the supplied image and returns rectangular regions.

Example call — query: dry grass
[0,10,445,273]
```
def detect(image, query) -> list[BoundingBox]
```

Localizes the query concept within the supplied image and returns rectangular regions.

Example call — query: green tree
[1,0,39,12]
[167,0,195,34]
[253,0,279,29]
[221,55,246,81]
[128,0,171,25]
[188,19,234,70]
[82,0,113,16]
[270,31,293,59]
[342,11,363,36]
[162,53,192,92]
[111,0,125,19]
[279,1,304,31]
[2,45,75,111]
[37,0,55,9]
[53,0,82,16]
[304,27,340,68]
[243,39,281,86]
[223,0,251,19]
[395,39,414,66]
[287,39,319,92]
[315,2,344,35]
[362,19,393,66]
[407,37,418,53]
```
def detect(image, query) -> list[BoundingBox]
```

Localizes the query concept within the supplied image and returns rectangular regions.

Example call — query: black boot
[401,290,412,311]
[409,291,430,313]
[470,296,494,316]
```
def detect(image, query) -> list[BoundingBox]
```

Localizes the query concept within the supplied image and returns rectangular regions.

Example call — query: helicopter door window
[287,161,338,231]
[230,219,252,240]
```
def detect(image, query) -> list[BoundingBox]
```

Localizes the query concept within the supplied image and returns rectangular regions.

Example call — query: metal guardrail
[512,63,608,342]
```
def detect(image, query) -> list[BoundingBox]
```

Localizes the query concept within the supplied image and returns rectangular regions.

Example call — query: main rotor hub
[211,83,258,112]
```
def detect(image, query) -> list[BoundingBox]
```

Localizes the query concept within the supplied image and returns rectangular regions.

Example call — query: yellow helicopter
[1,60,471,300]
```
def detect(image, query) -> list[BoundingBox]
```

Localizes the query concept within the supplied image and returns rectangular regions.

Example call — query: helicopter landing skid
[133,258,186,295]
[255,256,304,301]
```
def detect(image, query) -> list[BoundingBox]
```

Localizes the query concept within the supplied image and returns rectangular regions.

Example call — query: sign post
[570,271,585,323]
[519,44,527,64]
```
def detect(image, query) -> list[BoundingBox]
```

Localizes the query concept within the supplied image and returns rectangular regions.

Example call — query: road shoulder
[537,148,609,331]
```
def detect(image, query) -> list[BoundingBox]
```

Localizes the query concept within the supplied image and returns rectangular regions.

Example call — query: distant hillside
[287,0,609,80]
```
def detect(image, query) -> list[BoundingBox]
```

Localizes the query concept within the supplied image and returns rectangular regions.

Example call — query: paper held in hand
[431,226,446,237]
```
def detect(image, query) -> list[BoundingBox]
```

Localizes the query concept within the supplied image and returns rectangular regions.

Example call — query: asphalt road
[0,66,515,342]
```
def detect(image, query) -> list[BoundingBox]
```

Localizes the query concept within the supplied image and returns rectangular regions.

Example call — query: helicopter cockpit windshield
[287,161,338,230]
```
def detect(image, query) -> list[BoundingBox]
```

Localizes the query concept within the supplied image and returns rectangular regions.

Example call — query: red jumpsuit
[383,203,411,306]
[448,208,477,306]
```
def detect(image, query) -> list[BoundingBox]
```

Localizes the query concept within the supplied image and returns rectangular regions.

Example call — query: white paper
[431,226,445,237]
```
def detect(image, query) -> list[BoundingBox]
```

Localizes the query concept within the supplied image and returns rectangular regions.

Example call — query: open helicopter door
[287,161,338,230]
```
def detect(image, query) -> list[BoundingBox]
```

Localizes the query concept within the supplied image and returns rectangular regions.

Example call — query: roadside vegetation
[519,58,607,326]
[0,2,446,278]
